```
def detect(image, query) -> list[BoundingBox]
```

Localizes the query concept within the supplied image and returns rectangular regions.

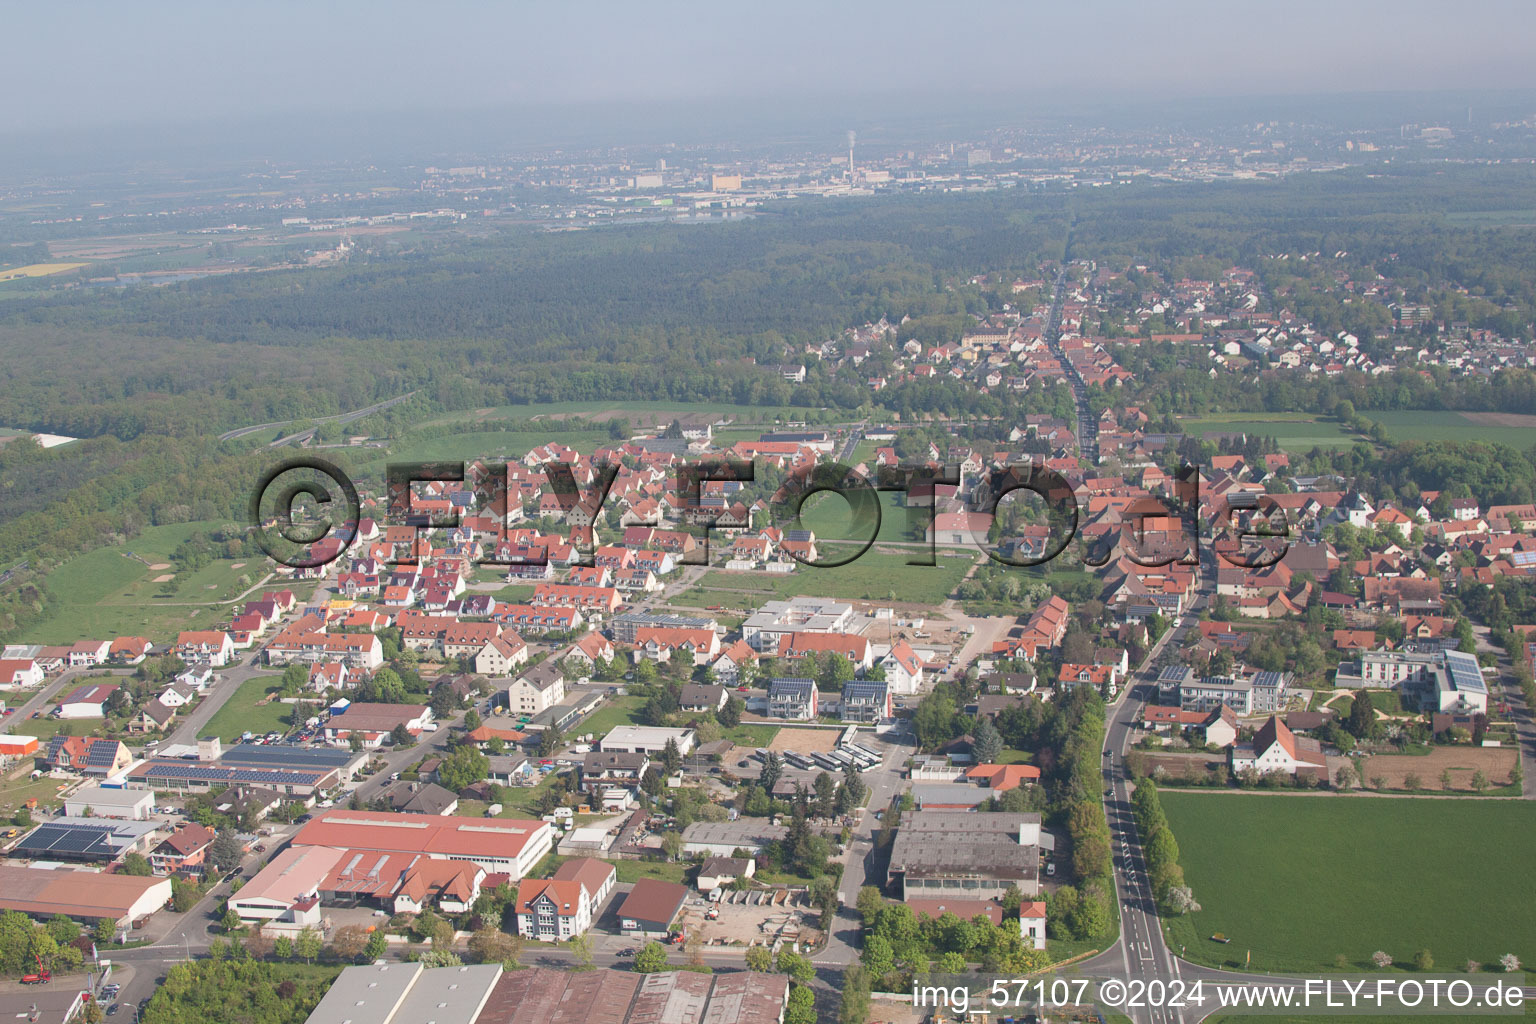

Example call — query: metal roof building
[0,864,171,925]
[303,963,505,1024]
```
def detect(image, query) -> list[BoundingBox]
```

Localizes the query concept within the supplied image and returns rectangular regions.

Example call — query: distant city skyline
[3,0,1536,139]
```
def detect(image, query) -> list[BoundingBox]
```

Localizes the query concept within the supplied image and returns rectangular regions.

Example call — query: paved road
[1,669,122,734]
[819,726,913,967]
[1039,262,1099,465]
[1075,537,1212,1024]
[218,391,417,442]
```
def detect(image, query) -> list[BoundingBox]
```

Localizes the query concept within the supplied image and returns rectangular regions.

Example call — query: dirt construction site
[676,888,815,948]
[766,727,840,754]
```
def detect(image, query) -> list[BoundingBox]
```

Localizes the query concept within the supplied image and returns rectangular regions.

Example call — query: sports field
[1175,413,1354,449]
[1162,793,1536,973]
[672,549,975,608]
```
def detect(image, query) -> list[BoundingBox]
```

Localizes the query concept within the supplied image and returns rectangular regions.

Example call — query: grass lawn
[1176,413,1355,450]
[794,490,918,545]
[678,550,975,608]
[1162,792,1536,972]
[486,584,536,604]
[572,695,646,738]
[17,520,268,645]
[201,673,292,742]
[613,859,690,884]
[719,724,780,748]
[0,770,74,817]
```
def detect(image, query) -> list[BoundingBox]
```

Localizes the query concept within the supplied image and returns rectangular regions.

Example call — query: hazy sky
[4,0,1535,135]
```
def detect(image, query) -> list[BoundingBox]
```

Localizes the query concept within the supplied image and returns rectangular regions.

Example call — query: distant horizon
[6,84,1536,177]
[3,0,1535,142]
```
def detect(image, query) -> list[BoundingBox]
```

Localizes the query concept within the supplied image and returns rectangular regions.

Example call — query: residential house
[176,631,235,667]
[507,661,567,718]
[767,678,819,720]
[148,823,216,876]
[475,634,530,677]
[841,679,891,723]
[678,684,727,714]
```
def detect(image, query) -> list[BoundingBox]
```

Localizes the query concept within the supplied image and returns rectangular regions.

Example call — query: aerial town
[5,9,1536,1021]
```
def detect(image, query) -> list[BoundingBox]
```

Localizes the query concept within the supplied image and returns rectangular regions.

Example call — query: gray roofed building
[887,810,1042,899]
[387,782,460,815]
[678,683,727,713]
[219,743,368,780]
[303,963,504,1024]
[766,678,818,720]
[741,597,855,651]
[680,820,788,857]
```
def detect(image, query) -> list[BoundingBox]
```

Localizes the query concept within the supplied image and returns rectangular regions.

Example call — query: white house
[1229,716,1328,777]
[514,858,615,942]
[475,634,529,677]
[1020,900,1046,950]
[880,640,925,695]
[0,659,44,690]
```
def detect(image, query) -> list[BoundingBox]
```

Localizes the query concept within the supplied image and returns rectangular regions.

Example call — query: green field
[793,489,915,545]
[569,695,646,738]
[672,549,975,608]
[201,673,293,741]
[420,399,815,428]
[1162,793,1536,972]
[18,521,270,644]
[1176,413,1354,449]
[1361,409,1536,447]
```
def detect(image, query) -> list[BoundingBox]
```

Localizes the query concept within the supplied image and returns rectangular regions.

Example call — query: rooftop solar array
[1443,650,1487,694]
[13,818,153,859]
[137,761,332,786]
[85,742,123,767]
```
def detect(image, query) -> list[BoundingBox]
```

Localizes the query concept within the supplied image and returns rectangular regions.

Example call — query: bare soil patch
[1363,745,1517,791]
[1461,412,1536,428]
[766,727,840,754]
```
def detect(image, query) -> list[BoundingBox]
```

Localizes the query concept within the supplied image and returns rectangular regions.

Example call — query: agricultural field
[0,261,89,282]
[1161,793,1536,973]
[1361,409,1536,447]
[1175,413,1354,449]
